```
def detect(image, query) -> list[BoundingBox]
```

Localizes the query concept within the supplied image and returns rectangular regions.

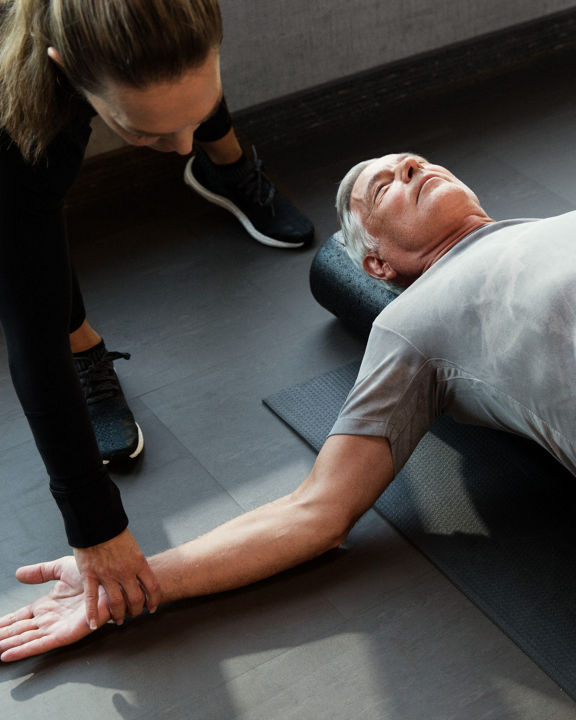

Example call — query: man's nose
[397,156,420,182]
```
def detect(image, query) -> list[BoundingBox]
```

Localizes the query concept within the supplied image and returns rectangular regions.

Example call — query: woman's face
[49,47,222,155]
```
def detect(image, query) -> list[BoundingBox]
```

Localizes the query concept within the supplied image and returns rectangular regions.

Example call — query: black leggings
[0,115,128,547]
[0,96,233,546]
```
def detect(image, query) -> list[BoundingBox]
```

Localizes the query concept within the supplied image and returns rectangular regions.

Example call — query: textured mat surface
[264,363,576,699]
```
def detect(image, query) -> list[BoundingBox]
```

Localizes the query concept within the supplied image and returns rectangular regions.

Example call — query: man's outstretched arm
[0,434,395,661]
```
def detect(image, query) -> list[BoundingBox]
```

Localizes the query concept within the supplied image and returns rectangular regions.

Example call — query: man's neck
[421,213,494,275]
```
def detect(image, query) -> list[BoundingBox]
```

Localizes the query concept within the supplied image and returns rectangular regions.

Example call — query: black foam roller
[309,234,398,339]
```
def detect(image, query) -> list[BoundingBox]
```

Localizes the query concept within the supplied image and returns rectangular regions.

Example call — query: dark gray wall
[219,0,576,110]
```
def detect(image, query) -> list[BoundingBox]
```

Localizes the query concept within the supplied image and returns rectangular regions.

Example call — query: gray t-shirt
[330,213,576,476]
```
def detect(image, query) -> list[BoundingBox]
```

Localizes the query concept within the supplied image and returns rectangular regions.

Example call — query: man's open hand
[0,556,107,662]
[74,528,160,629]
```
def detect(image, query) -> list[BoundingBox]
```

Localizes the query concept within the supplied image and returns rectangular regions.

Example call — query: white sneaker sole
[183,156,305,250]
[102,423,144,465]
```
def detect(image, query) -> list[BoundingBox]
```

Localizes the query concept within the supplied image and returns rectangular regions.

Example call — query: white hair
[335,158,403,294]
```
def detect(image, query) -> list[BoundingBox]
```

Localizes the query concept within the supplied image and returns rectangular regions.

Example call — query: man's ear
[362,254,397,282]
[47,47,66,72]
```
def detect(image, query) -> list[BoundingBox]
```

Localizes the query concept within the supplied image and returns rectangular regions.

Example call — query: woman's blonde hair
[0,0,223,162]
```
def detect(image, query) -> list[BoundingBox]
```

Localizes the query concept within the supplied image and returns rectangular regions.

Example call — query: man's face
[350,153,485,283]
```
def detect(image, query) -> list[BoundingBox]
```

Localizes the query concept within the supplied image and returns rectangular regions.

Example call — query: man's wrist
[148,550,180,606]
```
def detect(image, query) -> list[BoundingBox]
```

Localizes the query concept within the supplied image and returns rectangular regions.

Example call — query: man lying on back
[1,153,573,661]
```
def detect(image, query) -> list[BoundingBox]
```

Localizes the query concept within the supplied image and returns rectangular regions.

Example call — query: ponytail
[0,0,223,163]
[0,0,66,162]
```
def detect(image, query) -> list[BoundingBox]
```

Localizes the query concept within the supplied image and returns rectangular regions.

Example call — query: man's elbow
[322,507,359,549]
[286,495,359,554]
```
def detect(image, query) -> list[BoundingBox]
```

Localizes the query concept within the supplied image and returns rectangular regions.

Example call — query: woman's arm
[0,124,159,627]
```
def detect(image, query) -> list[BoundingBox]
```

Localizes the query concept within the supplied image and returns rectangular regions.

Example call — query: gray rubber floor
[2,51,576,719]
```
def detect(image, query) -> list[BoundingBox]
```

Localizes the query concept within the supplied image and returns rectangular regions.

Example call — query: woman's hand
[73,528,160,629]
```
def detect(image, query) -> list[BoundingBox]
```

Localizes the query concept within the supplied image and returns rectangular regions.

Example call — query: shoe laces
[76,351,130,404]
[237,146,276,210]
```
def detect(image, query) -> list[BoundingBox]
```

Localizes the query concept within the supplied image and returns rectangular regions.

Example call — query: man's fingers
[138,565,161,614]
[15,559,61,585]
[0,616,37,642]
[0,607,33,629]
[83,576,101,630]
[0,625,44,654]
[0,633,61,663]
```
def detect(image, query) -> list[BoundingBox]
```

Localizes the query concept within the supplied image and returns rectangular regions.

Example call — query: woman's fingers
[82,575,102,630]
[138,565,161,614]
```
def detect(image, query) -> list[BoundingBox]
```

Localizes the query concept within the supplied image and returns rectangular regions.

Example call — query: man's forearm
[147,435,395,606]
[148,492,346,604]
[0,436,394,665]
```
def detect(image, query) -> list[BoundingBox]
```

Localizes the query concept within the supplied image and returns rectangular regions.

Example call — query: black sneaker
[184,146,314,249]
[73,341,144,464]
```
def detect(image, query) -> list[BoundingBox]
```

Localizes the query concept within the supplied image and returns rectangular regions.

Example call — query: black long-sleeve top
[0,101,128,548]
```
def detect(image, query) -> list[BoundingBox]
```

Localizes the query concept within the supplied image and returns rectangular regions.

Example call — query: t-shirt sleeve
[329,325,439,474]
[0,119,128,548]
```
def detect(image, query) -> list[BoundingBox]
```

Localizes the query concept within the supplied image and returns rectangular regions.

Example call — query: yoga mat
[264,362,576,699]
